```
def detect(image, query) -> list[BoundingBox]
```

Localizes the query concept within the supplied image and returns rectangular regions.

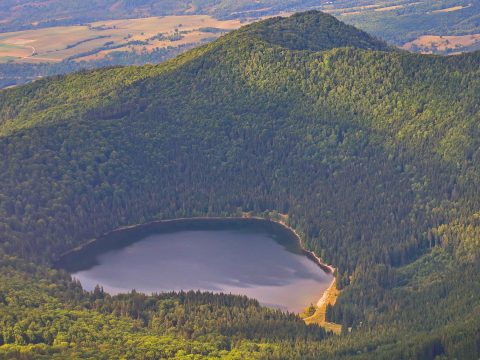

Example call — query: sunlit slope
[0,9,479,287]
[0,11,480,358]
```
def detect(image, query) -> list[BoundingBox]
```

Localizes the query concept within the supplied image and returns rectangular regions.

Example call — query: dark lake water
[65,221,332,312]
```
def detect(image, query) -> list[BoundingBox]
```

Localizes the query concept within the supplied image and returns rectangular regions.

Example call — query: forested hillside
[0,11,480,359]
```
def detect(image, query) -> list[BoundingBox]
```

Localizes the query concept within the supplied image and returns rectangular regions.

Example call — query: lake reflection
[73,229,332,312]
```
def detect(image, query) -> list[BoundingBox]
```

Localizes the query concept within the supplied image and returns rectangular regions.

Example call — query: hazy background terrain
[0,0,479,88]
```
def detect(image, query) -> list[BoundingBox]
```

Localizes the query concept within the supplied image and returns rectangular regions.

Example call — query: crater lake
[57,218,333,312]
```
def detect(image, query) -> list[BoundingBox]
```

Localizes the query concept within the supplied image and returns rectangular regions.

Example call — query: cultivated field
[322,1,420,17]
[402,33,480,53]
[0,42,34,60]
[0,15,249,63]
[432,4,471,13]
[0,1,478,63]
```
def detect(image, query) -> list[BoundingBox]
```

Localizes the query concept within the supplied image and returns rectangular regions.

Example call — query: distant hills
[1,0,479,88]
[0,11,480,359]
[1,0,478,48]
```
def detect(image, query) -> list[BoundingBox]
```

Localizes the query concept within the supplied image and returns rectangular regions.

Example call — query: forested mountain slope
[0,11,480,359]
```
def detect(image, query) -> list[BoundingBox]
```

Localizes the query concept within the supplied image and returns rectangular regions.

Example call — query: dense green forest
[1,11,480,359]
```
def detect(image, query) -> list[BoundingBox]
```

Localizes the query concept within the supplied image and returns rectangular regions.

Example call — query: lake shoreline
[55,215,336,312]
[264,217,336,275]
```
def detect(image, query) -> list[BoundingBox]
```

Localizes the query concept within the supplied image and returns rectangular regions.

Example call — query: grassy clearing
[303,279,342,334]
[402,33,480,53]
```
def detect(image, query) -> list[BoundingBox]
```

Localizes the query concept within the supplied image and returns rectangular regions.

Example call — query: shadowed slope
[0,11,480,359]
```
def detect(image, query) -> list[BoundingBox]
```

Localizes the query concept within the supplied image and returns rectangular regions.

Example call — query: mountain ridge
[236,11,393,52]
[0,11,480,359]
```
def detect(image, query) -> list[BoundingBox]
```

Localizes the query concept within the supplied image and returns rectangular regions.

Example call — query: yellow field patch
[402,33,480,53]
[432,4,471,13]
[335,2,420,16]
[335,4,380,16]
[374,4,405,11]
[0,15,249,63]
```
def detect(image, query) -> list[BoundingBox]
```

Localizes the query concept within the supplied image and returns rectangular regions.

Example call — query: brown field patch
[340,10,366,16]
[336,2,421,16]
[0,43,34,58]
[0,15,250,63]
[402,33,480,53]
[374,4,405,11]
[432,4,470,13]
[336,3,381,15]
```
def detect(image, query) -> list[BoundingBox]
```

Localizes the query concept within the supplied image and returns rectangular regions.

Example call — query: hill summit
[237,10,392,51]
[0,10,479,359]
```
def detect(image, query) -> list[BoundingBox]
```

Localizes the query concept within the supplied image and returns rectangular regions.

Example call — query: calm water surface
[72,228,332,312]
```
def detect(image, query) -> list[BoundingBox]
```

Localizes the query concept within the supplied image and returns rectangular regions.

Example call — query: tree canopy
[0,11,479,359]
